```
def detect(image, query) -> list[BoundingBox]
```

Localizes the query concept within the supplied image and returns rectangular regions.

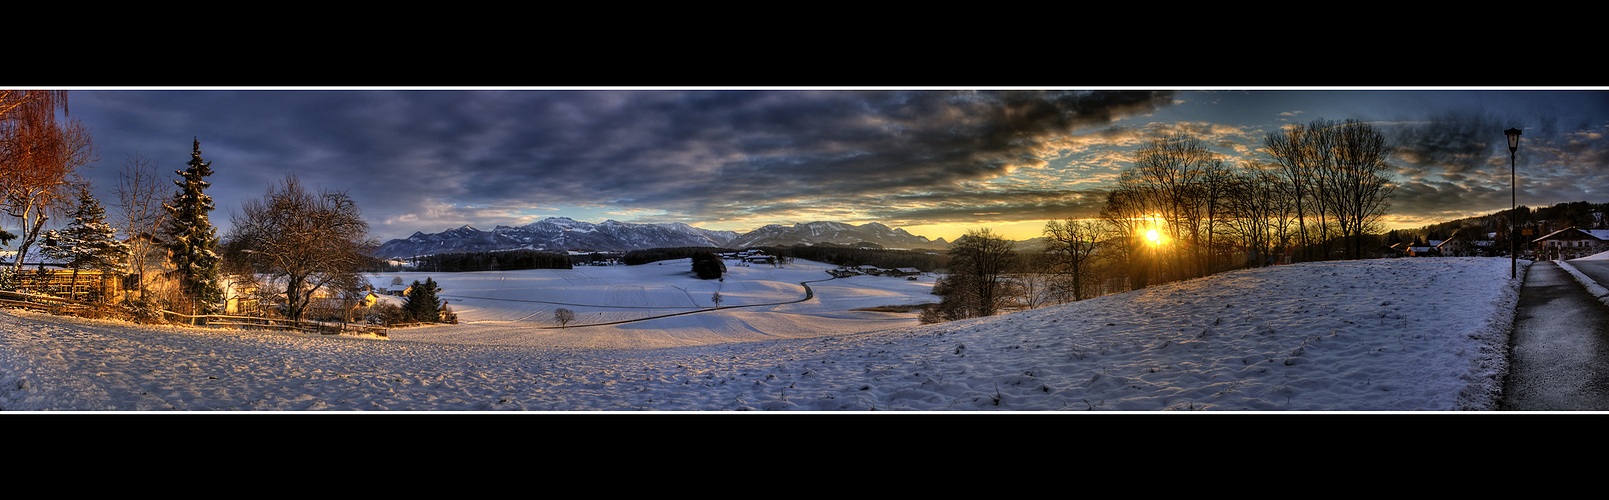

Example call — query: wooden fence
[0,289,123,319]
[0,289,387,337]
[6,268,119,303]
[162,310,389,337]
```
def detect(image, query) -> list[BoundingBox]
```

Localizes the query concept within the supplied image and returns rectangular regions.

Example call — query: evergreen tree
[404,277,442,323]
[41,186,129,302]
[162,139,223,319]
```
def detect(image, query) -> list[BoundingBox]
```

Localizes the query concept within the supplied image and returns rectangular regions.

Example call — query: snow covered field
[377,259,940,350]
[0,257,1523,411]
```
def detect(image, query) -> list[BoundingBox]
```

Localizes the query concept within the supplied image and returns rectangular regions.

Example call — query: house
[890,267,921,277]
[1532,227,1609,261]
[743,254,776,265]
[1435,231,1478,257]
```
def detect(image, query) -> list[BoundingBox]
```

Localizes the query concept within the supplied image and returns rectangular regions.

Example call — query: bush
[368,301,411,326]
[120,296,166,324]
[691,252,725,280]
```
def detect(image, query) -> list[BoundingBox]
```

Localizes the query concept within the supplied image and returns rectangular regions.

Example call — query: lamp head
[1505,127,1522,152]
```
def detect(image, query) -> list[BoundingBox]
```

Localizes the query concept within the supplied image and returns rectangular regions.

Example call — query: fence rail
[0,289,387,337]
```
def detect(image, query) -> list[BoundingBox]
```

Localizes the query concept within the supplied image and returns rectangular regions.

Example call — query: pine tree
[162,139,223,319]
[403,277,442,323]
[41,186,129,302]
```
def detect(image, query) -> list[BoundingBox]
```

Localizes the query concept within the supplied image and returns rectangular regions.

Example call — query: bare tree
[1264,118,1395,261]
[1099,186,1153,290]
[1328,119,1396,259]
[946,228,1016,317]
[1041,218,1107,301]
[554,308,576,328]
[1222,162,1296,267]
[1008,253,1059,309]
[1119,135,1224,280]
[222,174,377,325]
[0,90,65,120]
[1,91,96,271]
[114,151,169,300]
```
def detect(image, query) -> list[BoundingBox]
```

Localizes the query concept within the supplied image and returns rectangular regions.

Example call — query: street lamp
[1506,127,1522,279]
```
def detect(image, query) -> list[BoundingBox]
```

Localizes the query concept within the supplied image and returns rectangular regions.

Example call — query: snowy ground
[376,259,939,350]
[0,257,1524,411]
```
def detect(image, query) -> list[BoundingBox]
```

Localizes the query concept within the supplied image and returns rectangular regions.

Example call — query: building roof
[1532,227,1609,243]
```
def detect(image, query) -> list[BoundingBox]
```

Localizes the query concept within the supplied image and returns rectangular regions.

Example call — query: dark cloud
[71,89,1174,240]
[64,89,1607,241]
[1382,92,1609,224]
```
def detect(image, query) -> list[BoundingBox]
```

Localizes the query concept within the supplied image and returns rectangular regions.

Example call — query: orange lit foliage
[1,90,96,271]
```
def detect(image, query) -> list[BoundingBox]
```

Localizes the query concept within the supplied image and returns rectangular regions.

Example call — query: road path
[1500,260,1609,410]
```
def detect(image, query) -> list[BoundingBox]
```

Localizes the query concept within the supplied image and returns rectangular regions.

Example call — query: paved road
[1566,260,1609,291]
[1500,261,1609,410]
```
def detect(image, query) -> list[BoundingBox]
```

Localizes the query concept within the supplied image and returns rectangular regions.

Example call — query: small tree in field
[710,291,723,308]
[554,307,575,328]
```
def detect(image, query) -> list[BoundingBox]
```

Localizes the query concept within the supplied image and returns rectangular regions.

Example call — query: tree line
[925,118,1398,323]
[406,249,573,272]
[756,244,948,273]
[620,246,729,266]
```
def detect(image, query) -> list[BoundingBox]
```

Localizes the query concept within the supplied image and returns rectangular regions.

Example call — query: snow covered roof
[1531,227,1609,243]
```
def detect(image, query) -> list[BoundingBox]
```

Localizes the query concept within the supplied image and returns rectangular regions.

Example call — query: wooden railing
[1,290,387,337]
[159,311,389,337]
[0,289,123,319]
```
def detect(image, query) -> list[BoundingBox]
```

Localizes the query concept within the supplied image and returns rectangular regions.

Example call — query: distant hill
[725,221,948,250]
[372,218,952,259]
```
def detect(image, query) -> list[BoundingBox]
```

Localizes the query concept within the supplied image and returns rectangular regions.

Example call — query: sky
[40,87,1609,244]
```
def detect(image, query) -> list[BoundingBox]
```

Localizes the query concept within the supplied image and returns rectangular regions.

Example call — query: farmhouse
[1435,232,1477,257]
[889,267,921,277]
[1532,227,1609,261]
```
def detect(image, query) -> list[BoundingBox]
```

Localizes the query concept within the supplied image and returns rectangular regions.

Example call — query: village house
[1405,243,1437,257]
[1532,227,1609,261]
[1435,231,1478,257]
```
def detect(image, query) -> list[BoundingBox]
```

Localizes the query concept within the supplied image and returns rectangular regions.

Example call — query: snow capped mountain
[373,218,944,258]
[376,218,740,258]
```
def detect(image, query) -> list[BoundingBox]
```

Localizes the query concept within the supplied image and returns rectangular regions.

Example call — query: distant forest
[618,244,950,272]
[620,247,729,266]
[756,245,949,272]
[406,249,573,272]
[1394,200,1609,245]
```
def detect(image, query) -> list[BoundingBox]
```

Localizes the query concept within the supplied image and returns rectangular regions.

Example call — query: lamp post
[1506,127,1522,279]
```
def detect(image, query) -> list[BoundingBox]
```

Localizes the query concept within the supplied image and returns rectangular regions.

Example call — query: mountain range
[372,218,951,258]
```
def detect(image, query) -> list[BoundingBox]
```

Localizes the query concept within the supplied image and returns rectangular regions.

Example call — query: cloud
[72,89,1178,240]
